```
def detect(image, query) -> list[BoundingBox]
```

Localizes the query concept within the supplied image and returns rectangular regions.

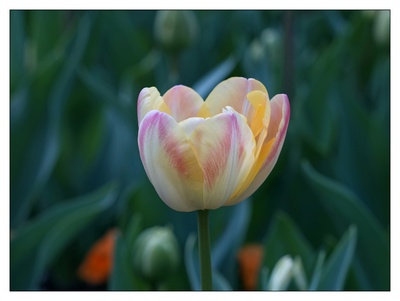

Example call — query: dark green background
[10,10,390,290]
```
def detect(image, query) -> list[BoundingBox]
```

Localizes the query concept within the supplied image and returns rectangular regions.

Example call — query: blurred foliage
[10,10,390,290]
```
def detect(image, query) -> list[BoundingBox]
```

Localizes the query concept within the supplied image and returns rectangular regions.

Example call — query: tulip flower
[137,77,290,212]
[138,77,290,290]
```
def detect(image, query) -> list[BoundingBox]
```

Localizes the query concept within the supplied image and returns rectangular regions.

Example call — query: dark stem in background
[169,52,180,84]
[284,11,294,99]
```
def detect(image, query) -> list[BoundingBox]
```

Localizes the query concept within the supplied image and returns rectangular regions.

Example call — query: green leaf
[302,160,389,290]
[292,256,308,290]
[192,55,236,98]
[30,11,64,63]
[213,270,232,291]
[184,233,233,291]
[78,68,133,122]
[300,90,338,156]
[308,250,326,290]
[10,182,118,290]
[108,232,137,290]
[12,12,94,226]
[10,10,25,91]
[260,266,270,290]
[318,226,357,290]
[211,201,250,285]
[184,233,201,291]
[123,214,143,252]
[263,211,314,273]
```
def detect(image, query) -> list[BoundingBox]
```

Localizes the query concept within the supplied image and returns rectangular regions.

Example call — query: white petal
[138,111,204,211]
[137,87,171,124]
[189,108,255,209]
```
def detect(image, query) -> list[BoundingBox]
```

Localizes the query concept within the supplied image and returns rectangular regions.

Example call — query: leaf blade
[10,182,118,290]
[318,226,357,290]
[302,160,389,290]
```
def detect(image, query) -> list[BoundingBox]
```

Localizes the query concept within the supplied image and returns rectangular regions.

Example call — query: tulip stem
[197,209,212,290]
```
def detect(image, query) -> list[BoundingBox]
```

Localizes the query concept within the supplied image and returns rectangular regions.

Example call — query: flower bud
[260,28,282,64]
[267,255,294,290]
[154,10,198,52]
[132,226,179,282]
[373,11,389,46]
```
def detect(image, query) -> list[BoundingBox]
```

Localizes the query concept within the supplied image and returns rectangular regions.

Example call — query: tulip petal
[137,87,171,124]
[163,85,205,122]
[203,77,269,119]
[138,111,204,211]
[227,91,272,201]
[179,117,206,137]
[246,90,271,138]
[189,107,255,209]
[227,94,290,205]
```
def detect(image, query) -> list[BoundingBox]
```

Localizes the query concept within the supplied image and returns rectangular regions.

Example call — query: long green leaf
[10,182,118,290]
[12,12,94,226]
[302,160,389,290]
[78,68,133,122]
[318,226,357,290]
[263,211,314,273]
[184,233,201,291]
[10,10,25,91]
[308,250,326,290]
[184,233,233,291]
[213,270,232,291]
[109,232,137,290]
[211,201,250,285]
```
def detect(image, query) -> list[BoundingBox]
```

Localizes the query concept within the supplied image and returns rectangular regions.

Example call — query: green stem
[197,209,212,290]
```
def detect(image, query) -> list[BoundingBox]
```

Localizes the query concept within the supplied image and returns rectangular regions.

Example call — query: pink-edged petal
[137,87,171,124]
[138,111,204,212]
[203,77,269,118]
[226,94,290,205]
[179,117,206,137]
[189,107,256,209]
[163,85,205,122]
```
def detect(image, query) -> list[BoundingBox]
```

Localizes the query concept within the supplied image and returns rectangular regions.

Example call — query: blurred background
[10,10,390,291]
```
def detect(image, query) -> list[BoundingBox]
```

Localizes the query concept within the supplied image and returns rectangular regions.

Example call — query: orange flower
[77,228,117,285]
[237,244,264,290]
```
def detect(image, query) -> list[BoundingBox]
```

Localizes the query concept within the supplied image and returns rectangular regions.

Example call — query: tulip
[132,226,179,283]
[137,77,290,212]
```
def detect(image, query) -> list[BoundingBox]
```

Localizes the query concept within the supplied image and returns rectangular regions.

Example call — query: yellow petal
[197,102,212,118]
[138,111,204,211]
[227,94,290,205]
[189,107,255,209]
[246,90,271,138]
[226,92,272,203]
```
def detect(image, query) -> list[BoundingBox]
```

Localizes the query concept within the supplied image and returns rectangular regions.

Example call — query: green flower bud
[154,10,198,52]
[132,226,179,282]
[260,28,282,64]
[373,11,389,46]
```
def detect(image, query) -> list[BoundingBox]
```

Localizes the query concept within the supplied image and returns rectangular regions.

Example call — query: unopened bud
[373,11,389,46]
[132,226,179,282]
[154,10,198,52]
